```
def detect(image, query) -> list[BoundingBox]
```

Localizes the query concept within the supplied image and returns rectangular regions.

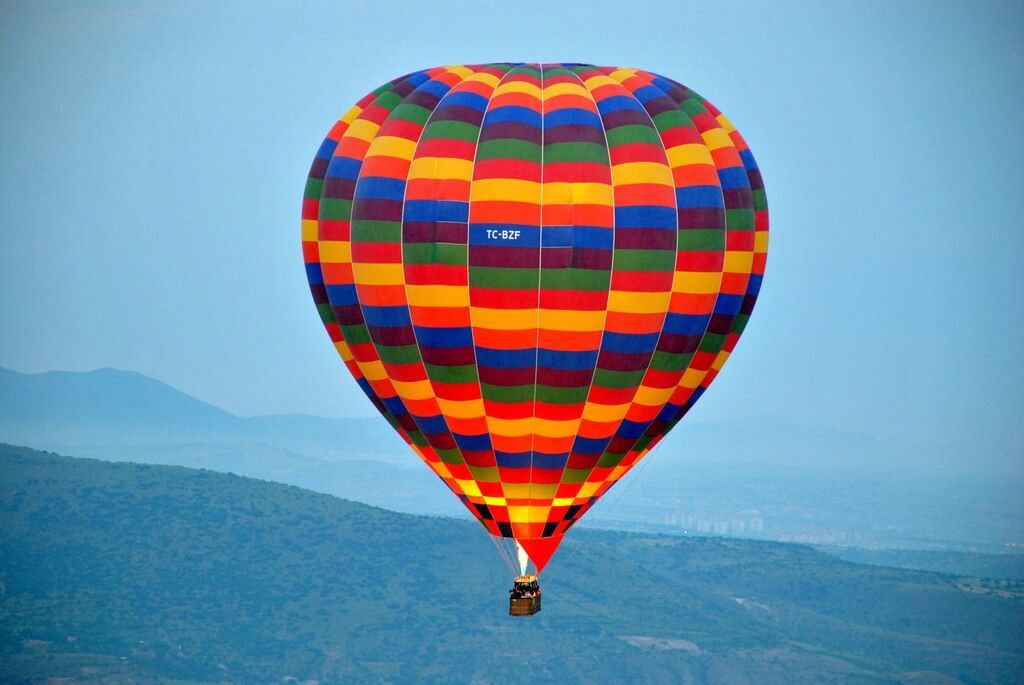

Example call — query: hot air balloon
[301,63,768,615]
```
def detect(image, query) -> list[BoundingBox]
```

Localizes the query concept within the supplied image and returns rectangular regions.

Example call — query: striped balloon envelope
[301,63,768,574]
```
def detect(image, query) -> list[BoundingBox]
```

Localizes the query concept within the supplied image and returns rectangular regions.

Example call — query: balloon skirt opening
[517,534,564,573]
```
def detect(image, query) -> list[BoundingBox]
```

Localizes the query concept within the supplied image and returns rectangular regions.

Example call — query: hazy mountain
[0,365,404,458]
[0,365,233,428]
[2,443,1022,684]
[2,365,1022,557]
[0,366,467,518]
[818,546,1024,581]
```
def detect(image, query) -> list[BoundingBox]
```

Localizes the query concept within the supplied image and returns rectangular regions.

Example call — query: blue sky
[1,1,1021,478]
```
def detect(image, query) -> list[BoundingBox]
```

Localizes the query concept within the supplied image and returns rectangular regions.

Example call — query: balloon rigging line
[558,440,660,568]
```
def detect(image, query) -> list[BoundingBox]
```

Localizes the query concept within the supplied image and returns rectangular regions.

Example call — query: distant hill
[817,546,1024,581]
[1,444,1021,684]
[2,365,1022,557]
[0,365,234,430]
[0,365,404,457]
[0,366,466,519]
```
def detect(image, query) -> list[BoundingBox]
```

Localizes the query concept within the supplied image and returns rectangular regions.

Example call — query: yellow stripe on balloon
[367,135,418,159]
[610,162,673,186]
[680,367,705,389]
[542,82,586,98]
[607,290,671,314]
[701,128,733,151]
[632,385,676,408]
[301,219,318,241]
[538,309,605,331]
[470,307,536,330]
[715,114,737,134]
[334,340,354,362]
[345,118,380,143]
[409,156,474,181]
[456,479,482,497]
[390,379,436,401]
[666,144,715,168]
[445,65,476,79]
[318,241,351,264]
[672,271,722,294]
[488,417,581,439]
[723,251,754,273]
[405,284,470,307]
[495,80,542,97]
[436,398,486,420]
[582,402,631,422]
[755,230,769,252]
[472,179,542,201]
[352,263,405,286]
[542,181,614,206]
[579,73,619,91]
[360,360,388,382]
[608,68,638,81]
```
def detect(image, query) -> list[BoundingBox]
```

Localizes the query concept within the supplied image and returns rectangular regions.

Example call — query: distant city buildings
[659,509,865,546]
[662,510,765,536]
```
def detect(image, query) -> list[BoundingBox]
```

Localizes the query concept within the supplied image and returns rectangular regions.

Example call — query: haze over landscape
[1,1,1022,683]
[3,444,1023,684]
[2,1,1022,482]
[3,365,1022,561]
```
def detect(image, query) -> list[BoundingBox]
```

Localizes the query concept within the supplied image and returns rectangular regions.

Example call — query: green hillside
[0,444,1020,684]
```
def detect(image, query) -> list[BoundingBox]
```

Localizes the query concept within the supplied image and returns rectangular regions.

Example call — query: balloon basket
[509,574,542,616]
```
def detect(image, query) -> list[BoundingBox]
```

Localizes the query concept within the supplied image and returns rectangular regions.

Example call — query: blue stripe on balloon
[739,148,758,171]
[404,199,469,223]
[418,78,452,98]
[326,156,362,180]
[325,283,358,305]
[616,419,648,440]
[542,225,613,249]
[663,313,710,335]
[416,414,448,434]
[544,107,603,129]
[614,205,677,230]
[538,349,599,370]
[718,167,750,190]
[476,347,535,369]
[573,436,611,455]
[676,185,724,209]
[440,91,489,111]
[316,138,339,161]
[714,293,744,316]
[531,452,570,470]
[495,451,532,467]
[649,75,677,93]
[747,273,764,296]
[304,263,323,285]
[381,396,407,416]
[602,331,660,354]
[632,85,665,104]
[361,305,412,328]
[483,105,542,128]
[595,94,645,115]
[414,326,473,348]
[454,433,492,451]
[355,176,407,201]
[657,402,681,422]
